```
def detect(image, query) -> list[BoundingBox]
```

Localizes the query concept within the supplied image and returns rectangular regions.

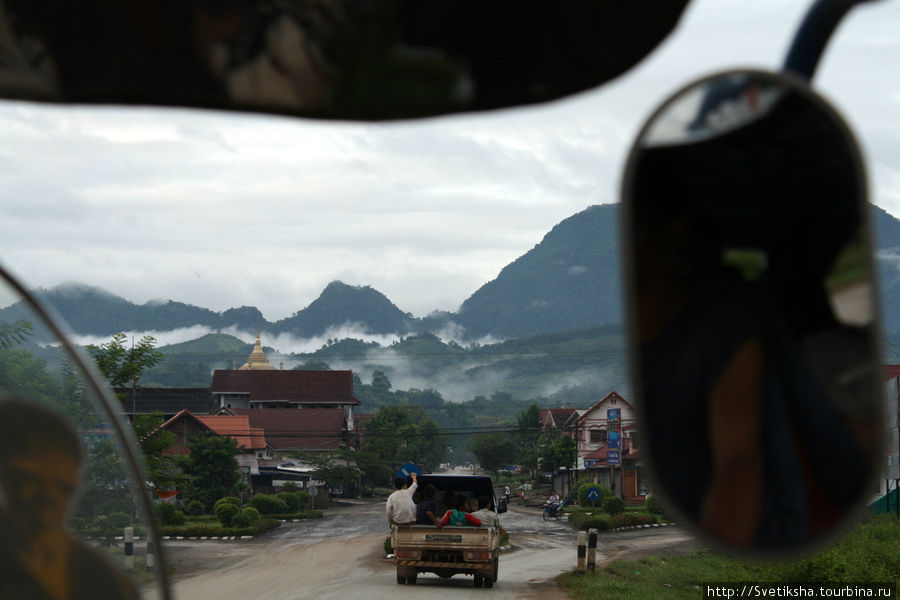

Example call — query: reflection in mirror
[0,0,689,120]
[0,267,169,598]
[622,70,884,554]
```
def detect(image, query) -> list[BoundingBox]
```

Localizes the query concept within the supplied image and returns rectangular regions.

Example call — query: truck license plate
[425,534,463,542]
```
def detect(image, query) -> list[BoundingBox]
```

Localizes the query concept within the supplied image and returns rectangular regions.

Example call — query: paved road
[155,501,699,600]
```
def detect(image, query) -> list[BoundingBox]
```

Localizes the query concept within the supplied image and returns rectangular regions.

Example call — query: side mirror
[622,70,885,555]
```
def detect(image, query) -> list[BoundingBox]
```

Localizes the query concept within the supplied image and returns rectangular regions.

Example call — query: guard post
[124,527,134,570]
[576,530,587,573]
[147,539,155,573]
[587,527,597,571]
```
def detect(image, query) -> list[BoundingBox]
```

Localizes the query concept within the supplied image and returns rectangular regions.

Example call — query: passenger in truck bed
[415,484,441,526]
[439,495,482,527]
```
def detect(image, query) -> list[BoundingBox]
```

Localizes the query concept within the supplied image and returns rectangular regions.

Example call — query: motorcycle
[542,500,568,521]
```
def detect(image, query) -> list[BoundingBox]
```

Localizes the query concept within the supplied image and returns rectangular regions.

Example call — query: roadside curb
[609,522,675,532]
[162,535,255,541]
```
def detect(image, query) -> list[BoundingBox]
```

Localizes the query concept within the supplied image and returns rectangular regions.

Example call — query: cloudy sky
[1,0,898,325]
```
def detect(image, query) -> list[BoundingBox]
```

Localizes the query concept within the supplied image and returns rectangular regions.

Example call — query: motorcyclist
[546,489,561,517]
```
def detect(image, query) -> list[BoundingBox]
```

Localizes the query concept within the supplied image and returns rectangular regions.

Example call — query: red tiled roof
[541,408,579,428]
[195,415,266,450]
[229,408,345,450]
[583,445,609,460]
[210,369,360,405]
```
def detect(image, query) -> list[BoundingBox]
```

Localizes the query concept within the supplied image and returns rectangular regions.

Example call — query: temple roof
[239,333,276,370]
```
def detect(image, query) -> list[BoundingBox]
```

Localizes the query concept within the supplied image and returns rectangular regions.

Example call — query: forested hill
[269,281,415,336]
[454,204,621,339]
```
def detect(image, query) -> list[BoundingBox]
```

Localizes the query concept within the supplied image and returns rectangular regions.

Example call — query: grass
[557,514,900,600]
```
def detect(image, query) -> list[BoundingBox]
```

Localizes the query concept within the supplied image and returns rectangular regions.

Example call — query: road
[154,501,701,600]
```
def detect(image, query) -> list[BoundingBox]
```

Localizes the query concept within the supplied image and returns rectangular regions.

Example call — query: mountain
[455,204,620,339]
[0,282,222,339]
[271,281,415,337]
[6,204,900,342]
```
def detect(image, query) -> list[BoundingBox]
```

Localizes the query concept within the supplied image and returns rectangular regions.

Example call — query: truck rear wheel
[396,573,406,585]
[493,558,499,582]
[474,574,483,587]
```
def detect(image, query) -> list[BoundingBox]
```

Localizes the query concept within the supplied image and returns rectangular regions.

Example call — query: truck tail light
[464,551,490,561]
[396,549,421,560]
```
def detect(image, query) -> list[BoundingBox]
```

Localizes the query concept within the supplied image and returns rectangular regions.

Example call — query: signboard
[583,459,597,468]
[607,408,621,421]
[586,486,602,503]
[607,449,621,465]
[607,438,621,450]
[308,486,318,497]
[396,463,421,480]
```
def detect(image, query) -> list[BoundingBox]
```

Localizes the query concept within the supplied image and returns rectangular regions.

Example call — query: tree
[468,434,518,474]
[363,404,444,474]
[293,359,331,371]
[132,411,177,490]
[517,403,542,447]
[179,432,242,509]
[87,332,164,392]
[371,370,393,400]
[0,319,32,348]
[539,431,577,474]
[75,436,133,519]
[304,450,362,495]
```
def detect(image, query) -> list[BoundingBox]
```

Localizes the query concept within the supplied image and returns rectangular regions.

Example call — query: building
[539,408,579,435]
[571,391,649,505]
[210,335,360,429]
[114,387,214,421]
[221,408,347,454]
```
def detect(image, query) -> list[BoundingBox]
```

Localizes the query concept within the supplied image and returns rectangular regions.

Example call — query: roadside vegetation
[557,514,900,600]
[156,492,323,537]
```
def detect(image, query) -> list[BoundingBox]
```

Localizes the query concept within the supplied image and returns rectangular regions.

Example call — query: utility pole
[131,336,136,421]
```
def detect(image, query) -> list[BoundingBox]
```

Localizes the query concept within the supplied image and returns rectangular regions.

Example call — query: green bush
[70,517,90,533]
[242,507,261,524]
[185,500,206,516]
[569,512,611,531]
[249,494,287,515]
[384,536,393,555]
[92,515,112,535]
[281,482,299,492]
[215,502,241,527]
[643,495,663,515]
[294,490,310,510]
[232,511,250,528]
[602,496,626,516]
[156,503,187,526]
[161,517,282,538]
[214,497,242,513]
[610,513,656,528]
[277,492,301,513]
[774,515,900,584]
[107,511,132,529]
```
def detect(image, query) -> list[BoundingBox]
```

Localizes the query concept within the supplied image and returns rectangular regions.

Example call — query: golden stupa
[239,332,276,370]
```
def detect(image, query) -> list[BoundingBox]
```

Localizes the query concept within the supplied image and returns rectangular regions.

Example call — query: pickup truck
[391,474,507,587]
